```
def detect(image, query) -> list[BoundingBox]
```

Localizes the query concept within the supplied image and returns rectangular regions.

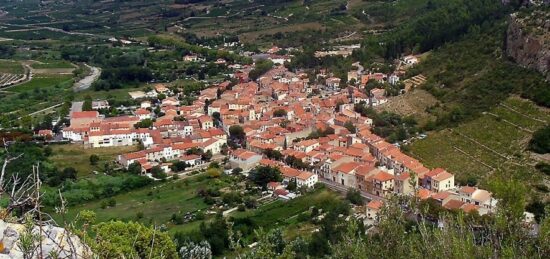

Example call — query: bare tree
[1,141,91,258]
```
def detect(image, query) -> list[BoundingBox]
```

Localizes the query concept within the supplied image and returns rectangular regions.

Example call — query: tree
[170,161,188,172]
[346,189,363,205]
[82,95,93,111]
[91,221,178,258]
[248,166,282,187]
[263,149,283,160]
[287,179,297,192]
[201,150,213,161]
[206,167,222,178]
[135,119,153,129]
[61,167,77,181]
[229,125,245,140]
[212,111,221,127]
[343,121,356,133]
[128,162,143,174]
[20,116,33,130]
[273,109,287,117]
[249,59,274,81]
[151,166,167,179]
[89,154,99,165]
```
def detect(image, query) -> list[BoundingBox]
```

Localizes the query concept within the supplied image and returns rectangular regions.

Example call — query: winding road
[73,64,101,92]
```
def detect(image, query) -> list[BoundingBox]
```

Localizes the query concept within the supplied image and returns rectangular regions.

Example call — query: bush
[237,204,246,211]
[89,154,99,165]
[529,126,550,154]
[207,167,222,178]
[534,184,549,193]
[232,167,243,174]
[535,162,550,176]
[171,213,184,225]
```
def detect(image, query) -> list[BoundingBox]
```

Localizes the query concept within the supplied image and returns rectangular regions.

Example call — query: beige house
[394,172,417,196]
[366,200,383,221]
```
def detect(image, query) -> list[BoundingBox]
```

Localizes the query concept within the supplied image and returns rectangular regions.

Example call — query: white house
[296,172,318,188]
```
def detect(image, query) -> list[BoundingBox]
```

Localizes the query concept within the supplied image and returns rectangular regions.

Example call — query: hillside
[506,5,550,80]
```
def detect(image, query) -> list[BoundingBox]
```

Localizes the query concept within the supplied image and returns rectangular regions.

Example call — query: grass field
[409,97,550,191]
[49,144,138,177]
[0,59,24,74]
[9,74,72,93]
[376,89,439,126]
[58,175,215,226]
[53,173,236,234]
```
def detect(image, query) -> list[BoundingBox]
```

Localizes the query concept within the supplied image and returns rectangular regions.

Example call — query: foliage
[345,189,363,205]
[284,155,310,170]
[179,240,212,259]
[82,95,93,111]
[249,59,274,81]
[413,21,549,128]
[248,166,282,187]
[535,162,550,176]
[244,184,549,258]
[90,221,178,259]
[174,215,230,256]
[135,119,153,129]
[273,109,287,118]
[529,126,550,154]
[89,154,99,165]
[206,167,222,178]
[380,0,506,59]
[128,161,143,175]
[355,104,418,142]
[263,149,283,160]
[343,121,356,133]
[151,166,167,180]
[147,36,251,64]
[306,127,335,140]
[170,161,189,172]
[42,174,153,206]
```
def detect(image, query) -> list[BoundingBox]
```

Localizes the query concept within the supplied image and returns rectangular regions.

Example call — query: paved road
[71,101,83,115]
[73,64,101,92]
[319,178,385,202]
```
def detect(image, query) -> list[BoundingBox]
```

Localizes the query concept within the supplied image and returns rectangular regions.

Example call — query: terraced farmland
[409,97,549,192]
[0,60,28,87]
[0,73,27,87]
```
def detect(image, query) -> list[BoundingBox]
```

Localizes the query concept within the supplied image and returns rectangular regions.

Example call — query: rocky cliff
[506,7,550,80]
[0,220,90,258]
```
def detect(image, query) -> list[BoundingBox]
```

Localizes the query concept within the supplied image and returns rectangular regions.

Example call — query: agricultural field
[0,74,73,114]
[409,97,550,194]
[0,59,25,74]
[56,174,216,228]
[31,60,74,69]
[53,166,341,241]
[49,144,138,177]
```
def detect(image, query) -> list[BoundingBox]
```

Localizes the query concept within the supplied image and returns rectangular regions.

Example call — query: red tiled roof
[72,111,99,119]
[367,200,383,210]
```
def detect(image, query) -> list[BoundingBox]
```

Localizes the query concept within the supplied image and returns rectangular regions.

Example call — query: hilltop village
[58,49,503,222]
